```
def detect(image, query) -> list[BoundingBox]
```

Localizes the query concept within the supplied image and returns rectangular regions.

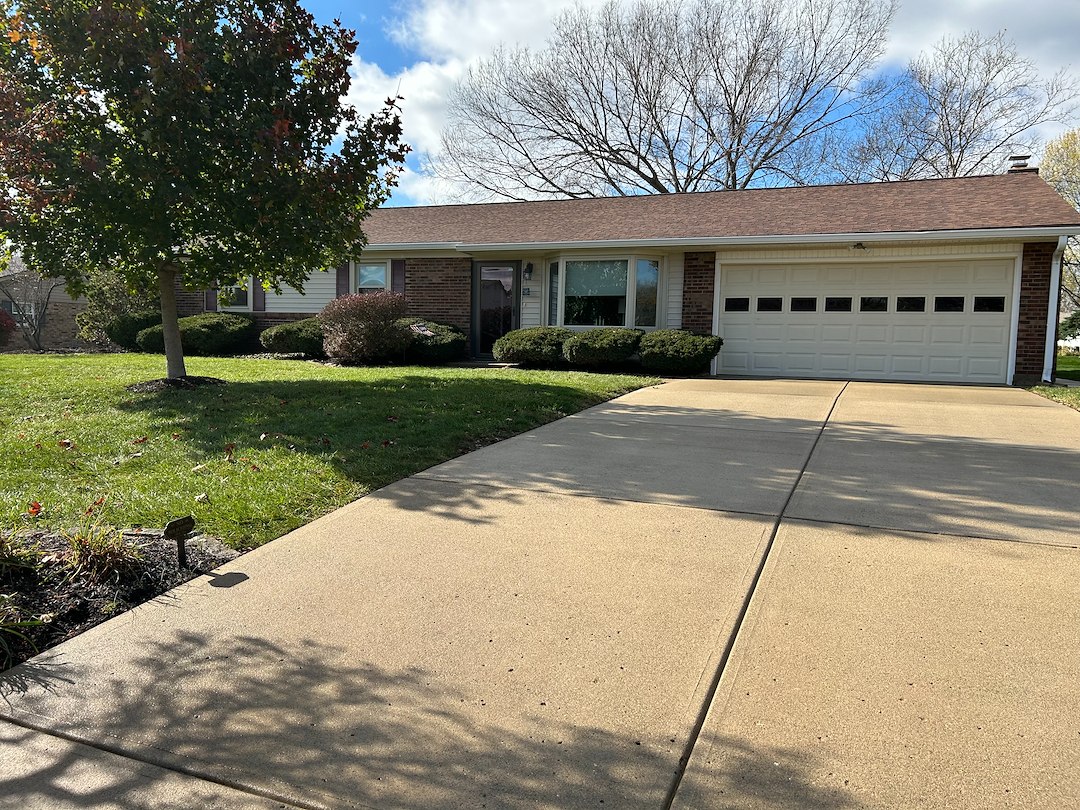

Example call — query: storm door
[473,262,519,356]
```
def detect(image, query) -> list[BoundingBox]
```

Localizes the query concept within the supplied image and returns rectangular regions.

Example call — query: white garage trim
[1044,236,1069,382]
[1007,254,1023,385]
[710,254,723,375]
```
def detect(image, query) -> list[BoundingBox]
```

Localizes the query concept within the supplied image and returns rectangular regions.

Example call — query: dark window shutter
[391,259,406,293]
[252,277,266,311]
[336,262,351,297]
[204,290,218,312]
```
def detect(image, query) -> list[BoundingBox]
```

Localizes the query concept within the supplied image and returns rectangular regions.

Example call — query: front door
[473,262,519,356]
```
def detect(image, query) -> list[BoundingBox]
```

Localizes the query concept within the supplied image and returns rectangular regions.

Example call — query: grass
[1028,354,1080,410]
[1054,353,1080,380]
[1,354,657,548]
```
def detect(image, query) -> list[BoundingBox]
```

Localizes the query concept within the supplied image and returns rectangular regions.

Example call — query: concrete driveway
[2,379,1078,809]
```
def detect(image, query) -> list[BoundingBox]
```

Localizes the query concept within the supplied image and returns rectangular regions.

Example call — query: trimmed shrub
[492,326,574,366]
[259,317,325,357]
[136,312,259,356]
[319,291,410,365]
[562,328,643,368]
[638,329,723,375]
[398,319,468,364]
[0,309,16,350]
[103,310,161,351]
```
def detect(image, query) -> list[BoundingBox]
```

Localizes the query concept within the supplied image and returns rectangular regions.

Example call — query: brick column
[403,257,472,333]
[681,251,716,334]
[1013,242,1055,383]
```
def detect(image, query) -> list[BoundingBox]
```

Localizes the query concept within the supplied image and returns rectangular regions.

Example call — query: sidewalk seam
[0,713,337,810]
[660,380,850,810]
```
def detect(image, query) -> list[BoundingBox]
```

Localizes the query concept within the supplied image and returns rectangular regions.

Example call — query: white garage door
[717,259,1014,383]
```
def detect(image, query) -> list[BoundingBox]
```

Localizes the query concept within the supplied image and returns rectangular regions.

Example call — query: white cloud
[351,0,1080,204]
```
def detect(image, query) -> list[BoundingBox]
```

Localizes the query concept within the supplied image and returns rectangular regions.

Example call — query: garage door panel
[717,258,1013,383]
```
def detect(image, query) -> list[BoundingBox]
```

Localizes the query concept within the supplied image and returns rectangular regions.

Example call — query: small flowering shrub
[319,291,411,364]
[0,309,16,350]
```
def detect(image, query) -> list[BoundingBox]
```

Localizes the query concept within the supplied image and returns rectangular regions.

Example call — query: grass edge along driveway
[2,354,658,548]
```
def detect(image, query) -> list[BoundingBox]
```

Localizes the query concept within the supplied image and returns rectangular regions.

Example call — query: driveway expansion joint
[662,380,851,809]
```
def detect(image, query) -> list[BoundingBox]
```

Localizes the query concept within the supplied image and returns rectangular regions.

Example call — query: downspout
[1043,236,1069,383]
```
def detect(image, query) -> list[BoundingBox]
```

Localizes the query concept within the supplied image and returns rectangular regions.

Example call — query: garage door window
[825,297,852,312]
[860,296,888,312]
[897,296,925,313]
[974,296,1005,312]
[934,296,964,313]
[725,297,750,312]
[791,297,816,312]
[757,297,782,312]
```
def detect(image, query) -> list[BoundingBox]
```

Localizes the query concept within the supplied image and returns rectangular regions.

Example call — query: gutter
[1043,235,1070,383]
[364,226,1080,254]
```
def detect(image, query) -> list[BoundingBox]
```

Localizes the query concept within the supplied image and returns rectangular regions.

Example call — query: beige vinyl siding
[264,270,338,314]
[519,254,544,328]
[664,252,683,329]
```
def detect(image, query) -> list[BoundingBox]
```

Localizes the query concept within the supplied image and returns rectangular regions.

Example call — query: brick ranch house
[13,171,1080,384]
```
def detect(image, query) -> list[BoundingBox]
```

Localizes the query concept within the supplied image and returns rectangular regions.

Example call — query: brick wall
[251,312,309,331]
[175,279,205,317]
[1014,241,1055,381]
[681,251,716,334]
[403,257,473,333]
[1,299,92,352]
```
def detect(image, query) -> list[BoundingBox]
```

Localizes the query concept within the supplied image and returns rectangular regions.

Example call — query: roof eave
[365,226,1080,254]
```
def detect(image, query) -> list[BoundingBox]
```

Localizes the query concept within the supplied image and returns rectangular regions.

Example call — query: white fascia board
[367,226,1080,254]
[360,243,465,254]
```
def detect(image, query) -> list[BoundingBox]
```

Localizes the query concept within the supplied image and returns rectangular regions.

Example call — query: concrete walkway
[2,379,1079,809]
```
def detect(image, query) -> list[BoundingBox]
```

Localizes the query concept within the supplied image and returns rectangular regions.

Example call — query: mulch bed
[1,530,238,672]
[125,375,227,393]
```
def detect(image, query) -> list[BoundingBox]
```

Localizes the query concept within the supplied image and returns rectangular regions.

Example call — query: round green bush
[259,317,325,357]
[492,326,574,366]
[638,329,723,374]
[103,310,161,351]
[319,291,410,365]
[562,328,643,368]
[136,312,259,356]
[397,319,468,364]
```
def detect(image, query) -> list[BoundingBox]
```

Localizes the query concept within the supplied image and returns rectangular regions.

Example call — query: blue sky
[304,0,1080,207]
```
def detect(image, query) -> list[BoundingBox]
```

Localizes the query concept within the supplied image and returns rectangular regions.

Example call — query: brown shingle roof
[364,172,1080,247]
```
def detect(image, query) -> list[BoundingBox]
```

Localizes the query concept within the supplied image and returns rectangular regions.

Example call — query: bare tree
[1041,128,1080,311]
[843,31,1080,182]
[434,0,896,200]
[0,256,63,350]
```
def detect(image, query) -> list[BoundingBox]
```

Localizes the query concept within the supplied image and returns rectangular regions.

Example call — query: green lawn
[1054,353,1080,380]
[1028,354,1080,410]
[2,354,657,547]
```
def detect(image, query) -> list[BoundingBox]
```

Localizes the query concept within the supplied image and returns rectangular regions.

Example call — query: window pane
[225,287,248,307]
[974,296,1006,313]
[790,297,816,312]
[757,297,782,312]
[634,259,658,327]
[357,263,386,289]
[565,260,628,325]
[548,262,559,325]
[725,297,750,312]
[897,296,925,312]
[934,296,964,313]
[825,297,852,312]
[860,296,887,312]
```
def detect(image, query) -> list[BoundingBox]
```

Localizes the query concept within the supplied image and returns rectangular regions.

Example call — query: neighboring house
[188,170,1080,385]
[0,258,87,352]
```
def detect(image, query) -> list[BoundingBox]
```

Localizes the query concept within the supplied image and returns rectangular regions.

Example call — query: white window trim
[548,253,664,329]
[1,299,36,326]
[352,259,390,293]
[219,277,254,312]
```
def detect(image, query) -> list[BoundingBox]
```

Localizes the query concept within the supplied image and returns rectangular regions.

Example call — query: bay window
[548,255,662,328]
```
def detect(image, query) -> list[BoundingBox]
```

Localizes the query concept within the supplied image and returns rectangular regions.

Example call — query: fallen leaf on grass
[361,442,370,450]
[224,442,236,462]
[191,464,207,472]
[58,439,75,449]
[387,415,399,423]
[195,493,210,503]
[27,501,42,517]
[171,432,181,440]
[132,436,148,444]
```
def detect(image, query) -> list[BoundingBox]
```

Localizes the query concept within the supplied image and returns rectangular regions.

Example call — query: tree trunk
[158,265,187,379]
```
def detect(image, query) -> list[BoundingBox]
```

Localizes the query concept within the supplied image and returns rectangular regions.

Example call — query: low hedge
[398,319,468,364]
[638,329,723,374]
[259,317,325,357]
[136,312,259,356]
[104,310,161,351]
[492,326,574,366]
[562,328,643,367]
